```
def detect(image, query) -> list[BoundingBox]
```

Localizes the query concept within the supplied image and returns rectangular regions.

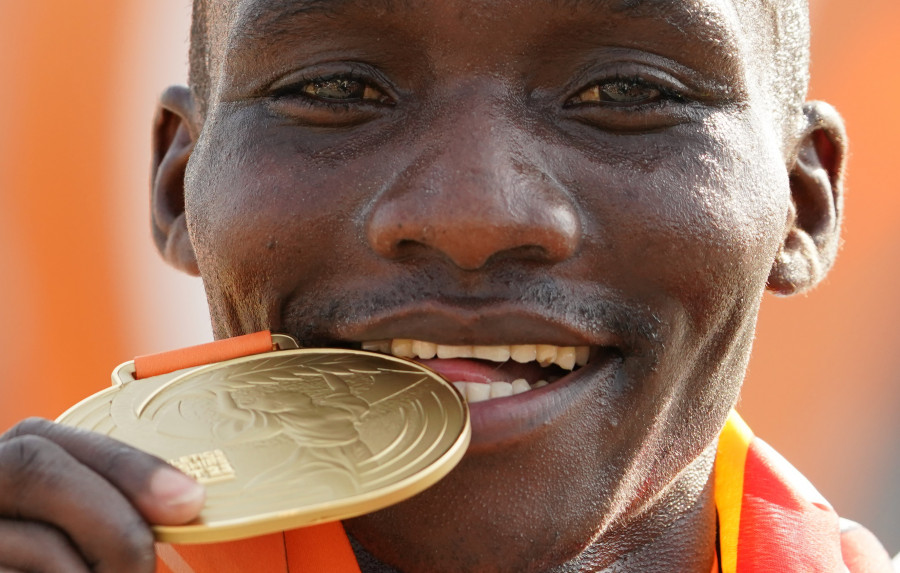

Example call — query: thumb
[7,418,205,525]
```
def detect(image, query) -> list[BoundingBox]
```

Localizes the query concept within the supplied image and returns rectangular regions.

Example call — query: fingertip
[146,467,206,524]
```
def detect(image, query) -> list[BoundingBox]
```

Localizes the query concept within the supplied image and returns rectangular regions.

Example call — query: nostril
[484,244,566,268]
[364,144,582,270]
[367,201,581,270]
[391,238,432,259]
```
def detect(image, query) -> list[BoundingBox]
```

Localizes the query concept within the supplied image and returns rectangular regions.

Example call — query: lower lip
[431,349,622,451]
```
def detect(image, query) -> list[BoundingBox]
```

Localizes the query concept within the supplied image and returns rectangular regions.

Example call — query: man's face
[179,0,801,569]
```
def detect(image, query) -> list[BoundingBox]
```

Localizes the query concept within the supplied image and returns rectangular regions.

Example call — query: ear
[151,85,202,276]
[767,101,847,295]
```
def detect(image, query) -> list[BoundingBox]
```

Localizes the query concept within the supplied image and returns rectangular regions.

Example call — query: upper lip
[329,300,625,350]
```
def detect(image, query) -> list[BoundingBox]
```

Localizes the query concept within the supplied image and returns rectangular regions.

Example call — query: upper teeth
[361,339,590,371]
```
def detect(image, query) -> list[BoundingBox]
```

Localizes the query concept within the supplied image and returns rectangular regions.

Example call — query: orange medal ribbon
[145,332,361,573]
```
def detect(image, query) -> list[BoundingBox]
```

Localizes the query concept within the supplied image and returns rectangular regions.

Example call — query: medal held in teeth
[56,336,470,544]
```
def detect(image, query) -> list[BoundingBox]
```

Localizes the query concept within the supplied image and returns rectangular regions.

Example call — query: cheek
[567,110,790,328]
[672,115,789,320]
[184,116,324,333]
[185,111,372,300]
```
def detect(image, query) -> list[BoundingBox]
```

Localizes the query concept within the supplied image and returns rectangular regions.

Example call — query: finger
[0,435,157,573]
[0,520,90,573]
[3,418,204,524]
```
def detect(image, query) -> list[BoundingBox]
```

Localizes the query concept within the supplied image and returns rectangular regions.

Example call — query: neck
[349,445,718,573]
[552,446,718,573]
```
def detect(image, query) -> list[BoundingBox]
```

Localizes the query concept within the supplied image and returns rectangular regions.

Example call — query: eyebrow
[578,0,742,46]
[551,0,745,75]
[233,0,400,38]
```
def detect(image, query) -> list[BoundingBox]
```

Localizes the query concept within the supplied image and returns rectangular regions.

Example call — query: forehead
[225,0,754,19]
[211,0,774,59]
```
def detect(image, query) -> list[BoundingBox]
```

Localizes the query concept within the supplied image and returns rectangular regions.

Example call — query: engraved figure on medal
[205,365,373,494]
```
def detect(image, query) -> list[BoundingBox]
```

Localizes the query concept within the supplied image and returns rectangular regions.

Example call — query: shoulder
[839,518,895,572]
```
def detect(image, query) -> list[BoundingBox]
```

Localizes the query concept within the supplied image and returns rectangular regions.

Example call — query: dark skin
[0,0,847,571]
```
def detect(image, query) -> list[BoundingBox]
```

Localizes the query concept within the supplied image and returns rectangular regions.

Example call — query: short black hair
[189,0,810,133]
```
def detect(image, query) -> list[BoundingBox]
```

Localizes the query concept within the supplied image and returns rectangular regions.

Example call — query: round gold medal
[56,348,470,544]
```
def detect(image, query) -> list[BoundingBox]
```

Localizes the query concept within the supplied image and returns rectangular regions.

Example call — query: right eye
[561,69,698,132]
[569,79,664,106]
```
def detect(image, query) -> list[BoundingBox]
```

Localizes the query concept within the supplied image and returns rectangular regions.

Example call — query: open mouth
[360,339,590,404]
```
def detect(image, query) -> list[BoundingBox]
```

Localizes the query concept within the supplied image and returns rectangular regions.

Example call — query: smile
[361,339,592,403]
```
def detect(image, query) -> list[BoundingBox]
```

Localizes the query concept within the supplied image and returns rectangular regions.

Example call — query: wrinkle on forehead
[219,0,402,79]
[560,0,742,33]
[232,0,347,34]
[232,0,401,34]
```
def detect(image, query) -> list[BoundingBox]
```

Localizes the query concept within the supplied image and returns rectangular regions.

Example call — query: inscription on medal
[169,449,236,484]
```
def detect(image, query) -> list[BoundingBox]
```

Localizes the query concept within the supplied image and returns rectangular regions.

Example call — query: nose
[365,108,582,271]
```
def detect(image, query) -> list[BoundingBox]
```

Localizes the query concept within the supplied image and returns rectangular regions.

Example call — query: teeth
[362,340,391,353]
[412,340,437,359]
[473,345,511,362]
[436,344,474,359]
[489,381,513,398]
[368,339,590,372]
[510,344,537,363]
[391,339,415,358]
[556,347,576,370]
[465,382,492,403]
[576,346,590,367]
[535,345,557,367]
[511,378,531,394]
[451,379,540,403]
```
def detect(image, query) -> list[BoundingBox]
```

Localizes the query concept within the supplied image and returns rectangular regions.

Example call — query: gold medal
[56,341,470,544]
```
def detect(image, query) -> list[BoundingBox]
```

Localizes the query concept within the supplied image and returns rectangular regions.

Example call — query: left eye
[569,79,663,106]
[301,77,389,103]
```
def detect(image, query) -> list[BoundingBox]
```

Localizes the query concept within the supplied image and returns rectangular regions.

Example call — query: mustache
[279,274,664,354]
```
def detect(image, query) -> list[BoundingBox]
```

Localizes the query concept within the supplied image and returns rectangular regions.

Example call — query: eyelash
[264,68,692,133]
[269,72,393,111]
[566,74,687,109]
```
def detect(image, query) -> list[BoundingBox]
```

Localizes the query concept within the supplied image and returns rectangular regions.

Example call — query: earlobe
[151,85,201,276]
[767,101,847,295]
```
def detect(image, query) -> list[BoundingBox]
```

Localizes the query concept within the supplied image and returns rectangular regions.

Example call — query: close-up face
[152,0,842,570]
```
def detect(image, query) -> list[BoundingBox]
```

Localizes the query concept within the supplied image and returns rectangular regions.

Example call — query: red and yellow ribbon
[158,411,891,572]
[148,335,888,572]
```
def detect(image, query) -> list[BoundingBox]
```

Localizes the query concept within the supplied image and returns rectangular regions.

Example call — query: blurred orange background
[1,0,898,552]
